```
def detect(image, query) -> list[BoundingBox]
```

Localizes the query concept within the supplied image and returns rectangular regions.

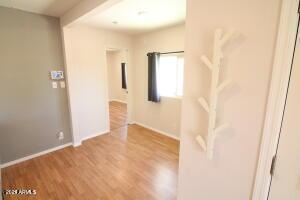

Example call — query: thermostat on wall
[50,71,64,80]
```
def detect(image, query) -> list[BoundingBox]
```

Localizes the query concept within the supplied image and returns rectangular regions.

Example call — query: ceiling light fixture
[137,11,147,16]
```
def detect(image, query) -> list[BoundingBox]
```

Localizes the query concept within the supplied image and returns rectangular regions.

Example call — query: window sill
[160,95,182,100]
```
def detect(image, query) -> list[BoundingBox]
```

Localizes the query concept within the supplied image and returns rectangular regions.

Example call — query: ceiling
[80,0,186,35]
[0,0,82,17]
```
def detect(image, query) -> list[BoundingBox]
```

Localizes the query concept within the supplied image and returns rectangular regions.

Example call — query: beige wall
[63,24,184,141]
[0,7,72,164]
[63,25,133,141]
[132,24,185,138]
[178,0,281,199]
[107,50,128,103]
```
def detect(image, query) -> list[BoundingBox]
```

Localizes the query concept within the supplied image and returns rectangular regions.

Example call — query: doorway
[106,48,129,131]
[267,19,300,199]
[253,1,300,199]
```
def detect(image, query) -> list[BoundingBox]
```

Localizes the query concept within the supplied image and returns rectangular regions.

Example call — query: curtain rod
[160,51,184,55]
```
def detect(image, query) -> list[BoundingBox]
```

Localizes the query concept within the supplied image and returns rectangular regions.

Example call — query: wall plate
[50,71,64,80]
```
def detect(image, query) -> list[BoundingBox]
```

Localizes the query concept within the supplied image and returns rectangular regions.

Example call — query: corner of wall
[0,157,2,200]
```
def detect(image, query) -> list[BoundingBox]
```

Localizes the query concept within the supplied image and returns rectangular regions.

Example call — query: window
[121,62,127,89]
[158,55,184,97]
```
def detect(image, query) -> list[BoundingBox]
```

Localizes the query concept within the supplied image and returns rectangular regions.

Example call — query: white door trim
[252,0,299,199]
[104,47,134,126]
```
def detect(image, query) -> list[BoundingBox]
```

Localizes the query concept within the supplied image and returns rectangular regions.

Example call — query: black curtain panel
[147,52,160,102]
[121,63,127,89]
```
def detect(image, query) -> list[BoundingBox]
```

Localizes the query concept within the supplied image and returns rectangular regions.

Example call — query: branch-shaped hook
[220,29,235,46]
[201,55,213,70]
[198,97,209,113]
[196,134,207,151]
[217,79,232,93]
[214,123,230,136]
[196,28,235,159]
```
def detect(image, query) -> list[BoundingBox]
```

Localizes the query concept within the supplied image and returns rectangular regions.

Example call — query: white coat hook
[198,97,209,113]
[196,135,207,151]
[218,79,232,93]
[195,29,235,159]
[200,55,213,71]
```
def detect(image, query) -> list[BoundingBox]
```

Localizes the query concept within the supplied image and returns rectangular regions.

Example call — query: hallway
[109,101,128,131]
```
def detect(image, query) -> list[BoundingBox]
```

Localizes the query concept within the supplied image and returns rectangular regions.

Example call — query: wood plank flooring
[2,102,179,200]
[109,101,127,131]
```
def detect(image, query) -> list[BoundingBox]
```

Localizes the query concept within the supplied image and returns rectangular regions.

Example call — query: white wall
[63,25,133,141]
[61,0,117,27]
[178,0,281,199]
[132,24,185,138]
[63,24,184,142]
[106,50,128,103]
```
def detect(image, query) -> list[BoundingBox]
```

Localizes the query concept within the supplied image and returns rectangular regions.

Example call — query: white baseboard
[109,99,127,104]
[0,126,177,169]
[73,142,82,147]
[72,130,109,148]
[82,130,109,141]
[133,121,180,141]
[0,143,72,169]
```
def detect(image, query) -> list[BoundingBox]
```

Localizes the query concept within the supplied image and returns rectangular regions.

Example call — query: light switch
[52,82,58,89]
[60,81,66,88]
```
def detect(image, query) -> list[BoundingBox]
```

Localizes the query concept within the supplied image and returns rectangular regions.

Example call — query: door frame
[104,46,134,128]
[252,0,299,199]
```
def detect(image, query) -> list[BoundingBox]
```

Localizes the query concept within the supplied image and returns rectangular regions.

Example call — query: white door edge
[252,0,299,199]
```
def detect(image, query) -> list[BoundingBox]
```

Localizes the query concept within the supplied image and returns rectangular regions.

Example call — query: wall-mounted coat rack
[196,29,235,159]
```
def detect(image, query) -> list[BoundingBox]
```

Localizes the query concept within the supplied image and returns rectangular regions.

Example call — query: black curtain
[147,52,160,102]
[121,63,127,89]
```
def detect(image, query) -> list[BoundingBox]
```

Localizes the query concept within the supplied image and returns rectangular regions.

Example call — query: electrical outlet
[58,132,64,140]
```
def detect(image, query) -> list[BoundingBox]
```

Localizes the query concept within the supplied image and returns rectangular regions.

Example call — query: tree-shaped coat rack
[196,29,235,159]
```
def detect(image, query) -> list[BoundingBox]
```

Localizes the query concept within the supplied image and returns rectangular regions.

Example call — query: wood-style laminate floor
[2,102,179,200]
[109,101,127,131]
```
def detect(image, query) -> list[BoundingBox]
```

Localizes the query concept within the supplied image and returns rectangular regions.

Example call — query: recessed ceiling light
[137,11,147,16]
[112,21,118,25]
